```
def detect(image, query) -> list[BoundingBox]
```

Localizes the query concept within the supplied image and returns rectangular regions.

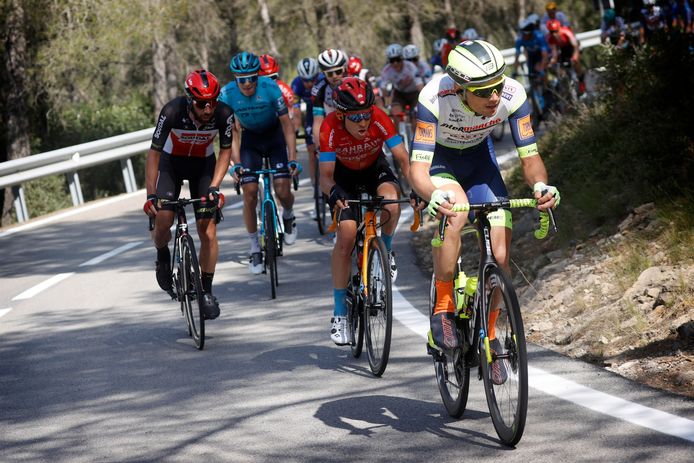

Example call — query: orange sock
[433,279,455,315]
[488,308,499,339]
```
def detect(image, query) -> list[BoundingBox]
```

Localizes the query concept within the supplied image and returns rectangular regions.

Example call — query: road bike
[150,197,221,350]
[296,130,329,235]
[329,192,421,376]
[233,159,299,299]
[548,61,579,115]
[427,198,556,446]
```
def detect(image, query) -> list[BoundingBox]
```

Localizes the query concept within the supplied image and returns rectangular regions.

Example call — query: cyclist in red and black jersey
[318,77,411,345]
[143,69,233,320]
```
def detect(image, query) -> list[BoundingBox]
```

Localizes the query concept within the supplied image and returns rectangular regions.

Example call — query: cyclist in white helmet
[312,48,348,152]
[380,43,424,131]
[409,40,560,375]
[403,43,432,83]
[292,57,322,201]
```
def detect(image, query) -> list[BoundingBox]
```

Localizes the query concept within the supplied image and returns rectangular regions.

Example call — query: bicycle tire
[180,235,205,350]
[429,274,470,417]
[348,272,364,358]
[364,237,392,376]
[479,266,527,446]
[314,157,329,235]
[264,204,278,299]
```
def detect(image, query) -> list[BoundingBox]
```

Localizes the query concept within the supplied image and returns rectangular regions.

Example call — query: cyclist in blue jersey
[219,51,300,275]
[292,57,321,203]
[513,20,550,80]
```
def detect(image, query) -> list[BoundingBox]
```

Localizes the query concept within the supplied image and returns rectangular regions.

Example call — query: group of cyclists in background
[144,0,620,361]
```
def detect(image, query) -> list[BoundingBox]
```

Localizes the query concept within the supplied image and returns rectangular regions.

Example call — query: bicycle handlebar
[431,198,557,248]
[230,167,300,195]
[327,197,421,233]
[147,197,207,231]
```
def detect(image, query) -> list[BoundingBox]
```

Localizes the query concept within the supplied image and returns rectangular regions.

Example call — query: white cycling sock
[282,208,294,220]
[248,232,261,253]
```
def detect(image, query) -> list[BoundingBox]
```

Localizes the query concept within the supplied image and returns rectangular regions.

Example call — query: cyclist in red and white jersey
[143,69,233,320]
[403,44,433,83]
[545,19,585,94]
[318,77,411,345]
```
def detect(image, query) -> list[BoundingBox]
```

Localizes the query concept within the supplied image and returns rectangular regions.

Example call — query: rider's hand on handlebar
[143,194,159,217]
[533,182,561,210]
[427,189,457,218]
[409,190,426,210]
[288,160,302,176]
[207,186,224,208]
[329,184,348,210]
[231,164,245,182]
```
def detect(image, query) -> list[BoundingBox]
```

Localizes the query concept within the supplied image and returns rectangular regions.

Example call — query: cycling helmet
[603,8,616,23]
[546,19,561,32]
[403,44,419,60]
[317,48,347,70]
[297,57,319,79]
[334,77,375,112]
[643,0,655,5]
[184,69,220,100]
[230,51,260,74]
[347,56,363,76]
[520,18,536,32]
[258,54,280,77]
[433,38,446,52]
[546,1,557,11]
[385,43,403,59]
[526,13,541,26]
[461,28,479,40]
[445,28,460,41]
[445,40,506,86]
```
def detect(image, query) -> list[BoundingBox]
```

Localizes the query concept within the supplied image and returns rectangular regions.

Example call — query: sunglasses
[389,57,403,64]
[236,74,258,84]
[193,99,218,109]
[344,110,372,123]
[465,78,506,98]
[325,68,344,78]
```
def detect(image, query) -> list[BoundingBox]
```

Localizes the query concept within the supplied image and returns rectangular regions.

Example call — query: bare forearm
[145,149,161,195]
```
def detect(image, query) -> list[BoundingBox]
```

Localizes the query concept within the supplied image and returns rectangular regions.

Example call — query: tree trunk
[518,0,527,25]
[152,28,169,117]
[408,0,427,60]
[443,0,456,29]
[257,0,280,57]
[2,0,32,226]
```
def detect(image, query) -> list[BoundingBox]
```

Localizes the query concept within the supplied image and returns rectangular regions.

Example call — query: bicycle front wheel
[264,204,278,299]
[180,235,205,350]
[364,238,392,376]
[429,274,470,417]
[480,266,527,446]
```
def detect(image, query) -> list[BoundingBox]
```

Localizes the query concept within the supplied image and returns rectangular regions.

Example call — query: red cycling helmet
[184,69,220,100]
[546,19,561,32]
[334,77,375,112]
[347,56,363,76]
[258,54,280,77]
[445,27,460,41]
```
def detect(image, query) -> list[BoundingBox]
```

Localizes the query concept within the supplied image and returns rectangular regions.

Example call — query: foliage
[510,32,694,241]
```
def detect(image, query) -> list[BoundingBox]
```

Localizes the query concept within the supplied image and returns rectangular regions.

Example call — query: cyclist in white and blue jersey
[291,57,321,198]
[219,51,301,274]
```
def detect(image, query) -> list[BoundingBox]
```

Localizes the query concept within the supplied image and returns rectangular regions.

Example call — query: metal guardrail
[0,29,602,224]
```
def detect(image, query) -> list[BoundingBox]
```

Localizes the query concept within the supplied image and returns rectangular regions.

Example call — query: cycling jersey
[218,76,288,133]
[540,11,571,32]
[291,75,317,141]
[150,96,234,158]
[640,6,667,33]
[515,30,551,56]
[547,26,576,50]
[277,79,295,112]
[413,60,433,82]
[311,76,338,117]
[380,60,424,93]
[318,106,403,171]
[411,73,538,162]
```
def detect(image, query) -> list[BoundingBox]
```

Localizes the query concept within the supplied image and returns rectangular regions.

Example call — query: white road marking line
[12,273,75,301]
[393,209,694,442]
[0,308,12,318]
[79,241,143,267]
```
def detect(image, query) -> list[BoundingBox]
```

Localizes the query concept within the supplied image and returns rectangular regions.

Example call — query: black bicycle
[150,198,213,350]
[331,192,420,376]
[427,198,556,446]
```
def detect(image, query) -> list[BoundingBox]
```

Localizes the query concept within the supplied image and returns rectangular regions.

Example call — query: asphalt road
[1,144,693,462]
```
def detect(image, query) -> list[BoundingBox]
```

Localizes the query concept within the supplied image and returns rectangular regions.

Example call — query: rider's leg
[332,218,357,314]
[488,211,513,340]
[376,181,401,252]
[242,181,260,252]
[274,177,295,212]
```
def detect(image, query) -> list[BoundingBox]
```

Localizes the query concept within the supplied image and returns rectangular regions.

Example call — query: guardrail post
[120,158,137,193]
[67,172,84,206]
[12,185,29,222]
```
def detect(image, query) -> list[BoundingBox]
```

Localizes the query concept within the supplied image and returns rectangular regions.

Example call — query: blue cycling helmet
[230,51,260,74]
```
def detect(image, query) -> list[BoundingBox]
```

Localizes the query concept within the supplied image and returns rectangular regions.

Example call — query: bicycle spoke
[364,239,392,377]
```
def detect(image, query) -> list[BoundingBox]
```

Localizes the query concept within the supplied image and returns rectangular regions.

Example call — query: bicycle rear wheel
[429,274,470,417]
[348,271,364,358]
[364,238,392,376]
[314,158,329,235]
[479,266,527,446]
[180,235,205,350]
[264,205,278,299]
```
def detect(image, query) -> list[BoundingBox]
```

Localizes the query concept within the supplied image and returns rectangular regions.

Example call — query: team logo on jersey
[517,115,534,140]
[415,121,436,144]
[154,115,167,139]
[437,89,457,98]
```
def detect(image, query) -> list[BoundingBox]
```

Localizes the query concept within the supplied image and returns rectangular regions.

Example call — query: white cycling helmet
[403,44,419,60]
[385,43,403,59]
[643,0,655,5]
[317,48,347,70]
[461,28,479,40]
[433,38,446,52]
[446,40,506,86]
[297,57,319,79]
